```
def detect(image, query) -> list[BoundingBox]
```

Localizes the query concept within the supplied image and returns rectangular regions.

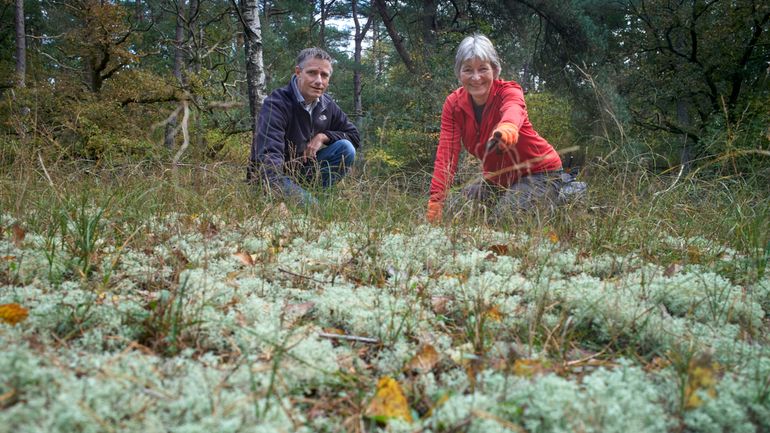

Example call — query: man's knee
[334,139,356,166]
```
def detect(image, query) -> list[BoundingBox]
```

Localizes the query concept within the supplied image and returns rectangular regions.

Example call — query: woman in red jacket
[426,34,563,223]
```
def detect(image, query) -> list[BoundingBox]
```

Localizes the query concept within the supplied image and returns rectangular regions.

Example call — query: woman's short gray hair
[454,34,501,79]
[296,47,334,74]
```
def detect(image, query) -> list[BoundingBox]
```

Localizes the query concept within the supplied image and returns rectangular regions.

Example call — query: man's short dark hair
[296,47,333,73]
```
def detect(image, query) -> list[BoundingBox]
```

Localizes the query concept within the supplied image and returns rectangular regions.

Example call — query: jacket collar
[290,75,327,112]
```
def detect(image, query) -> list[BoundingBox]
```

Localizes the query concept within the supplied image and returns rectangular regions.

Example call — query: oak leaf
[364,376,413,423]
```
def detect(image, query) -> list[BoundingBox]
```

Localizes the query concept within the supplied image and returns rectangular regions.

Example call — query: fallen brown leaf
[11,223,25,247]
[233,251,256,266]
[486,244,510,255]
[405,344,440,372]
[513,359,548,378]
[664,263,682,277]
[430,296,452,315]
[282,301,315,324]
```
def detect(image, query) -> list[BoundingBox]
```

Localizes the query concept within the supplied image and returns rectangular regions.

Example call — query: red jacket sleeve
[429,96,463,204]
[497,84,527,130]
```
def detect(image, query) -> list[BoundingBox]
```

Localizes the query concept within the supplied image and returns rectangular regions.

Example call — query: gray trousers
[447,171,563,222]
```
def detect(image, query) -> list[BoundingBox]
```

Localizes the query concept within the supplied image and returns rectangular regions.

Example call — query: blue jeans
[310,139,356,187]
[278,139,355,206]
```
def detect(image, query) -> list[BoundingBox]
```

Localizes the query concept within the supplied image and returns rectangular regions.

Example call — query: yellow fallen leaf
[405,344,439,372]
[548,231,559,244]
[684,356,719,409]
[364,376,413,423]
[486,304,503,322]
[0,303,29,326]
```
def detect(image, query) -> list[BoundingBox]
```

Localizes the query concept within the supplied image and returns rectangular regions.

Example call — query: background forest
[1,0,768,176]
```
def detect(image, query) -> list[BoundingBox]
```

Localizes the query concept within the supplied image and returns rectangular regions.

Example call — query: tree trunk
[373,22,384,79]
[135,0,142,22]
[420,0,436,61]
[240,0,266,133]
[319,0,326,47]
[373,0,417,73]
[352,0,373,123]
[165,0,187,150]
[14,0,26,88]
[677,99,693,174]
[187,0,200,74]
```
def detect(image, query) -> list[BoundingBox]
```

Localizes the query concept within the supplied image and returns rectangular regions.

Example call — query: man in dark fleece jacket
[247,47,360,205]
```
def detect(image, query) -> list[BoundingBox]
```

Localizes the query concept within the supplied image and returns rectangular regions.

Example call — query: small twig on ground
[278,267,330,284]
[565,348,608,367]
[318,332,380,345]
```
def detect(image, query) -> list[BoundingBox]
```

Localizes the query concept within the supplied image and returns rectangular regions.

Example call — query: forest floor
[1,162,769,432]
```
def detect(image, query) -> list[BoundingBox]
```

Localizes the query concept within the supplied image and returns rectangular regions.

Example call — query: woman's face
[460,58,494,105]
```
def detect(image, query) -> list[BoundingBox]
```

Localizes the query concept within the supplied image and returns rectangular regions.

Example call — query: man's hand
[303,133,329,159]
[489,122,519,151]
[426,200,443,224]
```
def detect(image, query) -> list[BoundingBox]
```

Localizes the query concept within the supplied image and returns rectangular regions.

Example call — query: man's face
[295,58,332,103]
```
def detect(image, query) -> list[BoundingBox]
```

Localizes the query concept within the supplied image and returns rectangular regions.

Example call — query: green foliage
[59,194,110,279]
[525,92,579,149]
[369,124,438,172]
[1,70,176,164]
[617,0,770,169]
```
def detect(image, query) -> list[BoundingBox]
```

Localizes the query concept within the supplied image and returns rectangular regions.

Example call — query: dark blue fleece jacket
[247,78,360,191]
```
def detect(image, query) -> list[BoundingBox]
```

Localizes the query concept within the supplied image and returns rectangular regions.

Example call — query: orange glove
[490,122,519,151]
[426,200,443,224]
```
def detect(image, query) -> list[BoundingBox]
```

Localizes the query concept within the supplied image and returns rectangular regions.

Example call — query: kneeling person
[247,47,359,205]
[427,34,564,223]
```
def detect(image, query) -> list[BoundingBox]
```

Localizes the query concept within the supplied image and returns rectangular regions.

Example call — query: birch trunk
[240,0,266,132]
[165,0,187,150]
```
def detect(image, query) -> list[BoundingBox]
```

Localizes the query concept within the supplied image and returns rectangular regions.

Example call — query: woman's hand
[426,200,443,224]
[490,122,519,150]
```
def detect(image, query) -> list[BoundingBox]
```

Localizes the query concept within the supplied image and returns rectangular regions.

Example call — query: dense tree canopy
[1,0,768,176]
